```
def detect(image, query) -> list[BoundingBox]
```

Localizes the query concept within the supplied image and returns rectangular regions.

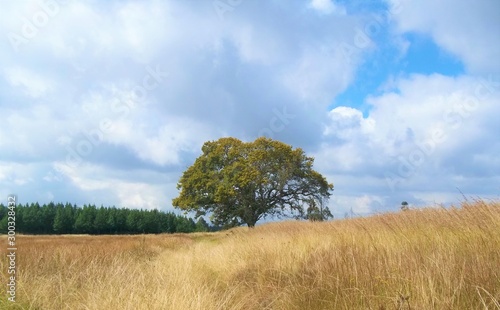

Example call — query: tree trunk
[246,220,256,228]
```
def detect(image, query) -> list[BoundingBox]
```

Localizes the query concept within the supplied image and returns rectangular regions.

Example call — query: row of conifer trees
[0,202,214,234]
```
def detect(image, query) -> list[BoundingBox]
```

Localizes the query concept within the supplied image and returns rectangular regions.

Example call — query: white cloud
[387,0,500,73]
[316,73,500,206]
[53,162,175,210]
[324,106,375,138]
[114,182,165,210]
[328,193,386,216]
[4,67,55,98]
[0,162,37,194]
[282,45,355,105]
[309,0,346,15]
[135,119,215,166]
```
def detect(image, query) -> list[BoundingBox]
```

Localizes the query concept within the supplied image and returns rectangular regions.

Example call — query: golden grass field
[1,200,499,309]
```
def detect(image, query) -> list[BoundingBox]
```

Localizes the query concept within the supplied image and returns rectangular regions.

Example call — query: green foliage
[195,217,210,232]
[126,209,143,233]
[176,216,196,233]
[74,204,97,234]
[0,202,207,235]
[305,199,333,221]
[401,201,409,211]
[53,203,76,234]
[173,137,334,227]
[94,206,109,234]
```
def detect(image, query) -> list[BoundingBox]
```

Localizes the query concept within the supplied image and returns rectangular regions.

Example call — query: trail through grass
[1,200,499,309]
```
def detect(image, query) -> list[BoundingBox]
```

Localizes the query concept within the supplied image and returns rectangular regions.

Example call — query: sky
[0,0,499,220]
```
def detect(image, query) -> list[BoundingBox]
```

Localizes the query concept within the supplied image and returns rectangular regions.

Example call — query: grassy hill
[1,200,499,309]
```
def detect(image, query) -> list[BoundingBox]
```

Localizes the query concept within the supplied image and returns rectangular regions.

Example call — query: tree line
[0,202,214,234]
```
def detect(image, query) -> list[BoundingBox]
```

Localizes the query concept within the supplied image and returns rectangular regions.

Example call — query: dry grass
[1,200,499,309]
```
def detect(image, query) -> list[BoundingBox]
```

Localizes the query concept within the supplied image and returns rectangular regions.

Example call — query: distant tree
[106,207,117,233]
[401,201,409,211]
[195,217,210,232]
[160,212,177,233]
[114,208,128,233]
[94,206,108,234]
[176,216,196,233]
[53,205,63,234]
[173,137,333,228]
[74,205,97,234]
[13,203,25,232]
[53,203,75,234]
[305,199,333,221]
[22,203,42,234]
[126,209,141,233]
[143,210,161,234]
[0,204,7,232]
[0,204,6,218]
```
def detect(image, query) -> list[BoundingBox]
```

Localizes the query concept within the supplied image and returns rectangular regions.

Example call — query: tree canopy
[172,137,334,227]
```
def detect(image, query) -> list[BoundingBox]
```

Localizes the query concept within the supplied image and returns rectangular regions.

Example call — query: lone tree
[401,201,409,211]
[172,137,333,228]
[305,198,333,222]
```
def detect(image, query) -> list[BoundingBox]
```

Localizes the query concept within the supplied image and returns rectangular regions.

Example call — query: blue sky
[335,33,466,114]
[0,0,499,221]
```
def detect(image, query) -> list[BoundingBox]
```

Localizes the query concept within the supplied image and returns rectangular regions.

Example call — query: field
[1,200,499,309]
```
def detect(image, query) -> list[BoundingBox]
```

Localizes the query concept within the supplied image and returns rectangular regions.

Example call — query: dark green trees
[74,205,97,234]
[0,202,204,234]
[53,203,76,234]
[195,217,210,232]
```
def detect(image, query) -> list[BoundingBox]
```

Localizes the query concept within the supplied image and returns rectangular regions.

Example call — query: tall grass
[1,200,499,309]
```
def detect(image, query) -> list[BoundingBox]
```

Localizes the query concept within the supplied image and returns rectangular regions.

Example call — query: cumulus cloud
[4,66,55,98]
[309,0,346,15]
[53,162,177,210]
[0,0,365,210]
[316,73,500,214]
[387,0,500,73]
